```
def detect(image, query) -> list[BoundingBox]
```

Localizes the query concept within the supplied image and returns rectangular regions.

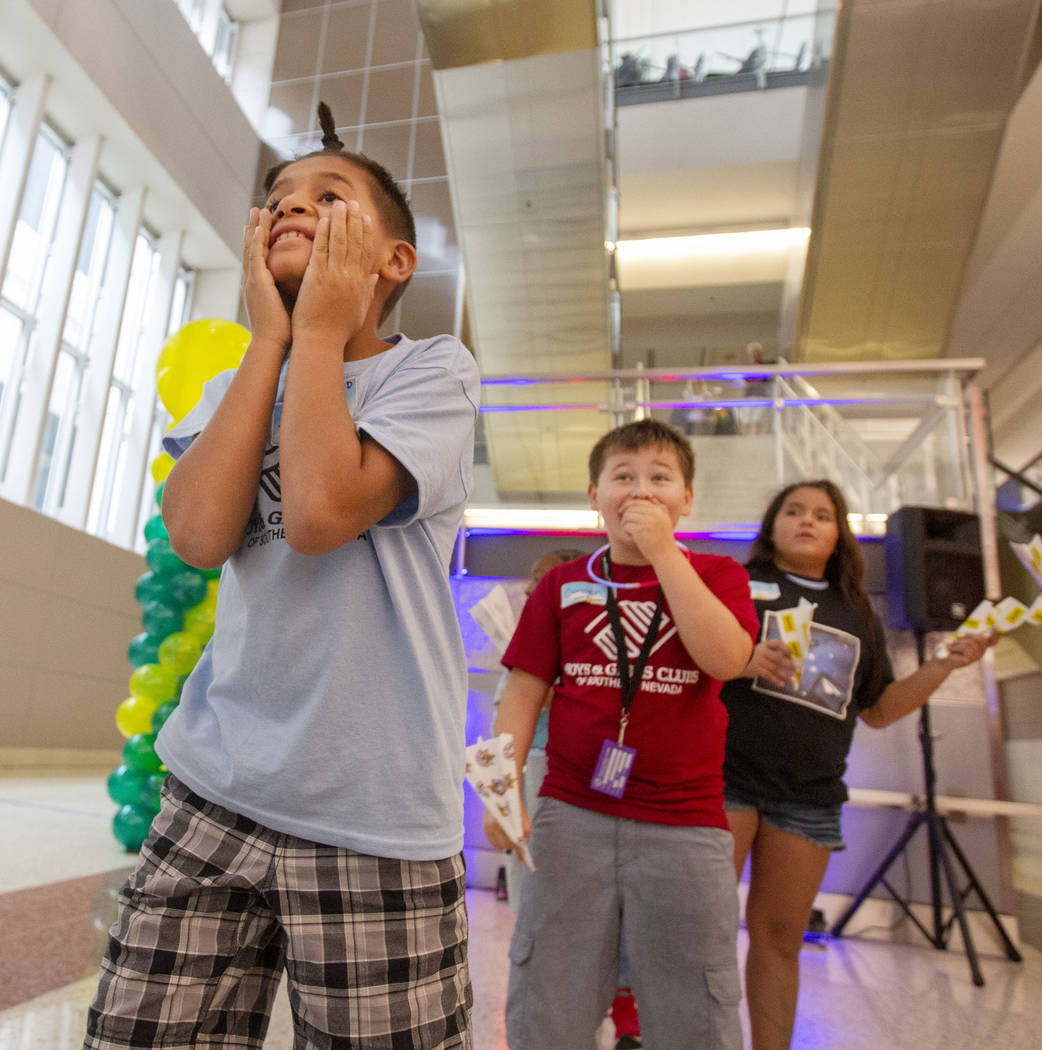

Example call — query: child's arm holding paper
[483,668,549,850]
[738,638,796,687]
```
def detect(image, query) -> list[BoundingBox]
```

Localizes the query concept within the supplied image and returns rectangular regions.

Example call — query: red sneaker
[610,986,641,1044]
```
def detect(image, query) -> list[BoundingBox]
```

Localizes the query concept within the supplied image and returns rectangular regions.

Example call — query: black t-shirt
[721,563,894,806]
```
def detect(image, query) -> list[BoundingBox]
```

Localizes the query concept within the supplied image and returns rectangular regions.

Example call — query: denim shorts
[724,785,846,851]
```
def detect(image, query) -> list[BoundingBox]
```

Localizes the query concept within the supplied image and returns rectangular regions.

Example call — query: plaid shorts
[84,776,472,1049]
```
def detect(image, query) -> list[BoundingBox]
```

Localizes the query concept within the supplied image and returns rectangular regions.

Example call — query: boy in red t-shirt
[485,419,757,1050]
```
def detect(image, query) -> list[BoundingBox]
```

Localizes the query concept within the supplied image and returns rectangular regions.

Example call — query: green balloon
[122,732,164,773]
[151,699,178,734]
[129,663,177,704]
[200,566,222,580]
[107,764,149,806]
[146,538,187,578]
[143,513,168,543]
[112,803,154,851]
[134,572,170,607]
[127,632,163,668]
[138,771,167,811]
[142,601,182,638]
[166,571,207,609]
[155,480,165,508]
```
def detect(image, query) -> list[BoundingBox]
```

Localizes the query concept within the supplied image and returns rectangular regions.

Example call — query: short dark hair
[263,103,416,322]
[588,419,695,486]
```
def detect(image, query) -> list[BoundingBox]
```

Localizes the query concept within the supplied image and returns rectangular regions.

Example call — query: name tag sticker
[562,581,608,608]
[750,580,781,601]
[590,739,637,799]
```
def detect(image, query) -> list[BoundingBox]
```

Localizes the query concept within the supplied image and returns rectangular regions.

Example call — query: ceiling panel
[796,0,1041,362]
[422,2,613,496]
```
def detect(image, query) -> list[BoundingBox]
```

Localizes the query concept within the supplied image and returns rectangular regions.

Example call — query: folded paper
[1010,533,1042,589]
[464,733,535,871]
[776,597,817,685]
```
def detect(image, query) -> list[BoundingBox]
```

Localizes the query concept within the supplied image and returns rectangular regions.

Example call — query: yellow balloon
[183,604,215,644]
[155,319,250,421]
[151,452,174,483]
[115,695,161,739]
[158,631,203,676]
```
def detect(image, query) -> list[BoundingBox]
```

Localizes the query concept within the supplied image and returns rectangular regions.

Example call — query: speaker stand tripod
[829,631,1021,986]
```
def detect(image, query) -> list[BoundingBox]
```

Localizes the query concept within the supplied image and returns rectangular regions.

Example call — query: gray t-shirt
[157,333,479,860]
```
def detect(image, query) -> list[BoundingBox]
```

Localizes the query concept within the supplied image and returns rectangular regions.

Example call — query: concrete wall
[0,497,140,763]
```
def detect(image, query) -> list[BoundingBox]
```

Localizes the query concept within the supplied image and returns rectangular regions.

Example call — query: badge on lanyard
[589,551,663,799]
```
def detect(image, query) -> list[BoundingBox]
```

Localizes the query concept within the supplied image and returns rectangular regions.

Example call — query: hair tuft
[317,101,344,151]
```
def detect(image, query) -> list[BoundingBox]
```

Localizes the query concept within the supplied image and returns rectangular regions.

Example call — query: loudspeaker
[884,507,984,631]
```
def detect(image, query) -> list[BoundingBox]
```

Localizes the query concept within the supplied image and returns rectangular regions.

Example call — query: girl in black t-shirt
[721,481,995,1050]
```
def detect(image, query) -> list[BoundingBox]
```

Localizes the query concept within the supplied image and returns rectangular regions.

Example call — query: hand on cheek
[293,200,379,348]
[241,208,292,352]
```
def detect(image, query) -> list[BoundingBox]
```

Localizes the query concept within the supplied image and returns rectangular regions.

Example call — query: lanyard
[602,552,663,744]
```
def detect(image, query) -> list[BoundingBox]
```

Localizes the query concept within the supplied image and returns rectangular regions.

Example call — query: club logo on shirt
[585,599,677,661]
[259,459,281,502]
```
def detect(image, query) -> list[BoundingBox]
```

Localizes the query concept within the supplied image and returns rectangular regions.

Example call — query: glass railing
[611,10,836,106]
[471,359,986,536]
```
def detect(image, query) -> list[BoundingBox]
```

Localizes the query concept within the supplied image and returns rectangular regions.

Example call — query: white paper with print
[753,611,860,721]
[464,734,535,870]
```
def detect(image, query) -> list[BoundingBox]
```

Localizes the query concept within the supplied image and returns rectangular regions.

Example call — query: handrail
[773,374,877,492]
[781,371,884,481]
[479,359,986,386]
[611,12,836,48]
[480,394,945,414]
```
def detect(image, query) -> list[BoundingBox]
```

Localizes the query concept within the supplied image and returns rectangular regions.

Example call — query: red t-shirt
[503,550,758,828]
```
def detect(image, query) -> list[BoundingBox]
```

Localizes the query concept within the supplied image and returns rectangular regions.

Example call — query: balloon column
[106,319,249,850]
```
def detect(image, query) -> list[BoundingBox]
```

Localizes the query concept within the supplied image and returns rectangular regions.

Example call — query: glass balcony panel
[471,361,982,535]
[611,11,835,106]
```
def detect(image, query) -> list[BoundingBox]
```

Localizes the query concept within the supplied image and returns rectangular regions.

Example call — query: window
[0,76,12,152]
[33,182,117,513]
[213,8,239,83]
[174,0,239,83]
[129,264,194,551]
[175,0,206,36]
[168,266,195,337]
[0,65,203,550]
[0,125,68,482]
[87,230,161,538]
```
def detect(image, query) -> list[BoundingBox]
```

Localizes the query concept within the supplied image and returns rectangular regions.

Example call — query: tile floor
[3,769,1042,1049]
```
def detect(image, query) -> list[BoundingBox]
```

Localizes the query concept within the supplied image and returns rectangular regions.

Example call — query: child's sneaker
[610,987,641,1048]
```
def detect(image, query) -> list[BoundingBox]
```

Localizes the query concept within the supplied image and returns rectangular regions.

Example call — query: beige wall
[0,498,141,758]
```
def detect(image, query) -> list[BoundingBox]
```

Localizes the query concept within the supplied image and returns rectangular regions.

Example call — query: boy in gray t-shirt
[85,105,478,1049]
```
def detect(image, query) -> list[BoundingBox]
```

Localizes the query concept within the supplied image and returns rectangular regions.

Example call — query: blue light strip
[462,526,763,540]
[459,527,884,541]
